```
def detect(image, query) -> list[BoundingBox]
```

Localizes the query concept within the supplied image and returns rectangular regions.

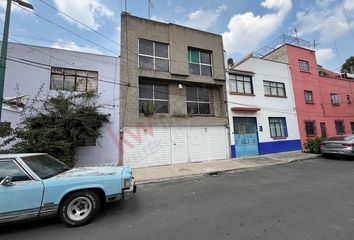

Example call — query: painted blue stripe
[258,139,302,155]
[231,145,236,158]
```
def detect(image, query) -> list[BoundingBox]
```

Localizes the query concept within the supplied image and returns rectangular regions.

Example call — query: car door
[0,158,44,223]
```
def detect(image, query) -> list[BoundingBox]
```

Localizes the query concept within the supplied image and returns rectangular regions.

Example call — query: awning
[231,107,261,112]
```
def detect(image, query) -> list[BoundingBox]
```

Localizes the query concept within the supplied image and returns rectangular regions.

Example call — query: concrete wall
[120,13,227,127]
[1,43,120,166]
[227,57,301,157]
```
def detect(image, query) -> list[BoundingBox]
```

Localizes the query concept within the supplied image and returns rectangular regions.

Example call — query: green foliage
[142,100,155,116]
[304,137,323,154]
[341,56,354,74]
[0,122,12,138]
[1,90,109,166]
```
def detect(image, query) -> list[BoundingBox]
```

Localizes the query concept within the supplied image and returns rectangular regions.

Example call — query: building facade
[120,13,229,168]
[264,43,354,145]
[0,42,120,165]
[227,56,301,158]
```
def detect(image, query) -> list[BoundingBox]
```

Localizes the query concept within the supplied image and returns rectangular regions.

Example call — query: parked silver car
[320,135,354,157]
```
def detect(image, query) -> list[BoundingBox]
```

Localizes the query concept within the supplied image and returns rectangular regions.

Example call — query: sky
[0,0,353,72]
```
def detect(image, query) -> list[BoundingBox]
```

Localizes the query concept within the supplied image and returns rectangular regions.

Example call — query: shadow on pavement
[0,199,139,234]
[321,154,354,161]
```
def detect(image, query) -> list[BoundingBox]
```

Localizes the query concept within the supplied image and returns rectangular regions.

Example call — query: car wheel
[59,190,101,227]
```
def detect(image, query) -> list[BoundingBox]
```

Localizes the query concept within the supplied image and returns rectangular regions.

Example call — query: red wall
[286,45,354,146]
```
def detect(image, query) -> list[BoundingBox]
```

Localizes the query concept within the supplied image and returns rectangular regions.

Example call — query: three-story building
[119,13,229,168]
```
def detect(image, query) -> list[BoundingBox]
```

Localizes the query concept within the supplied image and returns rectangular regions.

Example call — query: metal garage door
[123,125,228,168]
[188,126,227,162]
[123,126,172,168]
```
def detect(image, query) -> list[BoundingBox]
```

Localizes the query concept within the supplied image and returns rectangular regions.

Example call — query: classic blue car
[0,153,136,227]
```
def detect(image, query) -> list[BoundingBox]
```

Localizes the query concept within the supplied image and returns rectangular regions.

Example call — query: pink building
[263,40,354,146]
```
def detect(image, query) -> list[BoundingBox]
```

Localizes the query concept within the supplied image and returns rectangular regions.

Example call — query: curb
[287,154,321,163]
[135,154,322,185]
[136,162,289,185]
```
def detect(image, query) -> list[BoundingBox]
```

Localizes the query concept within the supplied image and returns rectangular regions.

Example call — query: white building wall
[226,57,301,156]
[1,43,120,165]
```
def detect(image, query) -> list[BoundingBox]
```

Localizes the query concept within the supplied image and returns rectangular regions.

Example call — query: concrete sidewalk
[133,151,320,184]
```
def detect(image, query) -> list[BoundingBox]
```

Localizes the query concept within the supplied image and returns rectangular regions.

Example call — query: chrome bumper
[123,178,137,200]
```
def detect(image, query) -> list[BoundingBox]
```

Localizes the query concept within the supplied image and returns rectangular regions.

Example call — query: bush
[1,91,110,166]
[304,137,323,154]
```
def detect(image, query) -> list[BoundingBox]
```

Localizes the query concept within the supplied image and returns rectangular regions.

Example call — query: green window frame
[188,48,212,76]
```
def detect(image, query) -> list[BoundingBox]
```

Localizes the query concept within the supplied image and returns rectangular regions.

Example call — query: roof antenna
[294,27,300,46]
[148,0,153,19]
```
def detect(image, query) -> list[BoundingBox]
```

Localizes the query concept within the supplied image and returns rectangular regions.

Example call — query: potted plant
[142,100,155,117]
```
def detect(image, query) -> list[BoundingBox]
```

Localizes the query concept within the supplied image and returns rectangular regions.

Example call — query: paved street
[2,157,354,239]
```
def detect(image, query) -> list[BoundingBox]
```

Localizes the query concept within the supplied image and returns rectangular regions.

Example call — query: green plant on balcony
[142,100,155,116]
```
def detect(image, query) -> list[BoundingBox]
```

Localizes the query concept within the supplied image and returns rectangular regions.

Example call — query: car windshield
[327,135,354,141]
[21,154,70,179]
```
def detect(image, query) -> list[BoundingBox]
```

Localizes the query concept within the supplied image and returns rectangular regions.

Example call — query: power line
[37,0,120,47]
[14,3,118,56]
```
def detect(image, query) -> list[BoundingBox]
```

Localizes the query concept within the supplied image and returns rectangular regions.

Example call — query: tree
[1,90,110,166]
[341,56,354,74]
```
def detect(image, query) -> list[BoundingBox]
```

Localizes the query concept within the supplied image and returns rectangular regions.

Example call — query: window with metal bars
[186,86,211,115]
[304,90,314,103]
[330,93,340,105]
[305,120,316,136]
[188,48,212,76]
[299,60,310,72]
[139,39,169,72]
[50,67,98,92]
[335,120,345,135]
[139,82,169,113]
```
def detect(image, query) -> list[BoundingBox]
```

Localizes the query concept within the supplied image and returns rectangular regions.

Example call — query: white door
[171,127,188,164]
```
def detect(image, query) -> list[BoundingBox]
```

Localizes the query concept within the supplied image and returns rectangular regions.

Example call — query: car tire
[59,190,101,227]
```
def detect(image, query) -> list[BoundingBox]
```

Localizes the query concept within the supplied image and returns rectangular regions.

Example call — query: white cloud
[316,48,335,65]
[295,0,354,42]
[51,41,102,55]
[223,0,292,55]
[53,0,114,30]
[178,5,226,31]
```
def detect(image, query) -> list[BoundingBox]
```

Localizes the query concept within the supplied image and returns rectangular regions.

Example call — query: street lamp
[0,0,34,121]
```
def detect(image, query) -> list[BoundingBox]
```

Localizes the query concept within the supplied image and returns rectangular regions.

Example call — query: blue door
[0,159,43,222]
[233,117,259,157]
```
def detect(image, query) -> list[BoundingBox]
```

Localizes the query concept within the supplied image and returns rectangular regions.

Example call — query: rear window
[327,135,354,141]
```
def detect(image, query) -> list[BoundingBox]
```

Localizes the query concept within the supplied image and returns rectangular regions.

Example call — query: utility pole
[0,0,33,121]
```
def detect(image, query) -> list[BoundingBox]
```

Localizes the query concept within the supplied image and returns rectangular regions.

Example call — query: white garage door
[123,126,172,168]
[123,125,228,168]
[188,126,227,162]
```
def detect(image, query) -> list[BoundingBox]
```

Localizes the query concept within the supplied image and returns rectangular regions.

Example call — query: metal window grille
[186,86,211,115]
[304,90,313,103]
[138,39,169,72]
[139,83,169,113]
[299,60,310,72]
[305,120,316,136]
[335,120,345,135]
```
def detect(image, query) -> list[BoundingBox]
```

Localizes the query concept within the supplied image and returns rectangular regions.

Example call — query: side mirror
[0,176,13,186]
